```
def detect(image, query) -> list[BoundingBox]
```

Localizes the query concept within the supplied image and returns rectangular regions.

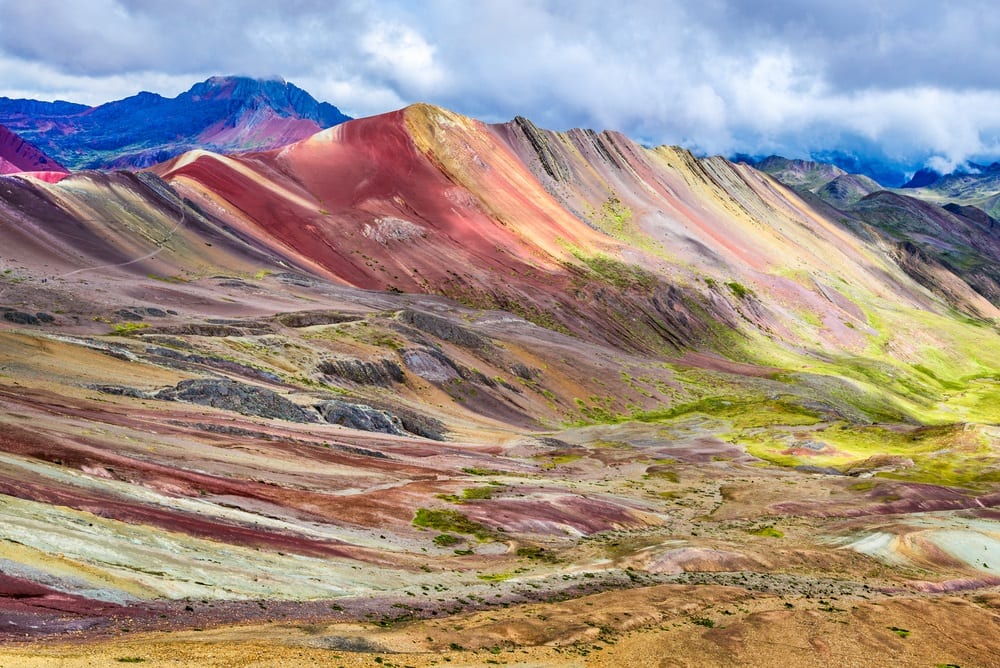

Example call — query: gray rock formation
[398,310,491,351]
[317,358,405,386]
[156,379,315,422]
[401,348,461,383]
[316,400,407,436]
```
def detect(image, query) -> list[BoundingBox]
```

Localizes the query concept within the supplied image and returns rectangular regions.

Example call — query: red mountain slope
[157,104,613,290]
[0,124,67,175]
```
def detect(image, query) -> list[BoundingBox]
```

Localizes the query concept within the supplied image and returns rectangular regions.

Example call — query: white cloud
[295,74,408,119]
[360,22,446,95]
[0,57,198,104]
[1,0,1000,172]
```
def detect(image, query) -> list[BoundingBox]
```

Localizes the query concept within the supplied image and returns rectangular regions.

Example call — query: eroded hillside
[0,105,998,666]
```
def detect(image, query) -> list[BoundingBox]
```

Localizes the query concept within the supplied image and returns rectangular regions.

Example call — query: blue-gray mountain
[0,76,351,169]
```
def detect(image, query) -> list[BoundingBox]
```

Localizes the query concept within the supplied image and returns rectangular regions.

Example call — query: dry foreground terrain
[0,104,999,666]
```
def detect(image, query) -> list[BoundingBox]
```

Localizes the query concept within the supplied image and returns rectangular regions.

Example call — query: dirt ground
[2,586,998,667]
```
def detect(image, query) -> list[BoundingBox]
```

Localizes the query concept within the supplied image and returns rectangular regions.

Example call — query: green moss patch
[438,484,503,503]
[413,508,496,541]
[432,533,463,547]
[109,322,150,336]
[744,422,1000,489]
[635,396,823,429]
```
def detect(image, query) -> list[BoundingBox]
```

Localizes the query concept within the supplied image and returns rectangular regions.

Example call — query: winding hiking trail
[57,207,186,279]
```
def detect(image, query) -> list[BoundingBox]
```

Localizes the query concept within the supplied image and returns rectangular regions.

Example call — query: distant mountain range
[0,76,351,169]
[899,162,1000,217]
[750,155,882,207]
[749,154,1000,310]
[733,150,910,187]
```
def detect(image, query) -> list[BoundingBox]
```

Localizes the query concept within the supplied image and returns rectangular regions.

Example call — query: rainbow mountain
[0,86,999,665]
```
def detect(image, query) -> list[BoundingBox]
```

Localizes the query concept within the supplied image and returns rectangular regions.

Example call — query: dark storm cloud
[1,0,1000,169]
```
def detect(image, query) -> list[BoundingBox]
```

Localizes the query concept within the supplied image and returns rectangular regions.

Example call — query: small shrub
[438,485,502,503]
[110,322,150,336]
[516,545,559,563]
[461,466,503,476]
[725,281,752,299]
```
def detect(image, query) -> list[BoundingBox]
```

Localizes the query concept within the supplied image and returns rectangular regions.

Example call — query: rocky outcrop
[156,379,315,422]
[89,385,150,398]
[397,310,492,351]
[401,348,461,383]
[362,217,427,245]
[146,323,271,337]
[353,398,447,441]
[112,306,174,321]
[509,116,573,182]
[146,348,282,383]
[276,310,363,328]
[315,400,407,436]
[1,310,53,325]
[317,358,405,386]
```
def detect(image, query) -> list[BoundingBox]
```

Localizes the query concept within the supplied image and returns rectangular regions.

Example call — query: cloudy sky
[1,0,999,172]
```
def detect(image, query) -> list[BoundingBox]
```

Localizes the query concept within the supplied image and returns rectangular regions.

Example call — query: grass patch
[634,395,822,429]
[413,508,496,541]
[433,533,463,547]
[438,485,502,503]
[109,322,150,336]
[515,545,559,563]
[592,439,632,449]
[147,273,188,284]
[744,421,1000,489]
[749,526,784,538]
[534,453,583,469]
[644,469,679,483]
[477,570,521,582]
[888,626,910,638]
[572,251,657,292]
[462,466,505,476]
[726,281,752,299]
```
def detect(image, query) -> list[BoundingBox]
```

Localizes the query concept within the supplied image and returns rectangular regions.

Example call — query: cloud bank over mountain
[2,0,999,170]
